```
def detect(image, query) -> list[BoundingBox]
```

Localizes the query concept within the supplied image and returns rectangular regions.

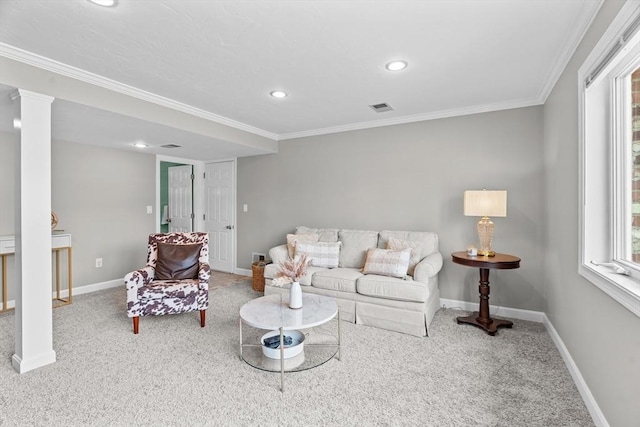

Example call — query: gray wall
[543,1,640,425]
[238,106,545,311]
[0,132,156,290]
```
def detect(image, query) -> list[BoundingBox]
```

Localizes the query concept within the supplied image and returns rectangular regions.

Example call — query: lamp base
[478,250,496,257]
[477,216,496,258]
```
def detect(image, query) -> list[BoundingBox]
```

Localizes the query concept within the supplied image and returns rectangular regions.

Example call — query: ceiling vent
[160,144,181,149]
[369,103,393,113]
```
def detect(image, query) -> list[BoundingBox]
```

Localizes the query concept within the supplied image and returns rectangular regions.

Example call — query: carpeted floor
[0,273,593,426]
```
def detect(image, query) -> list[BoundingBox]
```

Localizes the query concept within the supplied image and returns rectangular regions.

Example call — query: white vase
[289,281,302,309]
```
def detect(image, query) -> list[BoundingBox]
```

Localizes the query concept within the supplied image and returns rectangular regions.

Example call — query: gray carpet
[0,279,593,426]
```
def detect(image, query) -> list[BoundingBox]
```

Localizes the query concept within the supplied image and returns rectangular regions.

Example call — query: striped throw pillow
[295,241,341,268]
[363,248,411,278]
[286,233,319,258]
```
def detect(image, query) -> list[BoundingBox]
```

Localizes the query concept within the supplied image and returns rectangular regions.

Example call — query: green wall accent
[160,161,186,232]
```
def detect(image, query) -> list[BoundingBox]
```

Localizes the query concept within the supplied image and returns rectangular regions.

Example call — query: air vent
[369,103,393,113]
[160,144,181,149]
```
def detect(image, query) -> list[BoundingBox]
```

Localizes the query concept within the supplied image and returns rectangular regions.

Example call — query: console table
[451,251,520,336]
[0,234,73,312]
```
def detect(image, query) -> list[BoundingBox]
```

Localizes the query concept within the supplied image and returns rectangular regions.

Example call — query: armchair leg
[133,317,139,334]
[200,310,206,328]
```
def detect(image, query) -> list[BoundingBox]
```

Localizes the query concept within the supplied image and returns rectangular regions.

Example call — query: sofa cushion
[286,233,319,258]
[363,248,411,278]
[298,266,327,286]
[139,280,199,300]
[296,226,339,243]
[378,231,439,257]
[265,263,326,286]
[312,268,362,293]
[295,241,341,268]
[338,229,379,268]
[387,238,423,275]
[155,243,202,280]
[357,275,429,303]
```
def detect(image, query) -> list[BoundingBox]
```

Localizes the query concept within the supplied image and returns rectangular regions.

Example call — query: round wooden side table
[451,251,521,336]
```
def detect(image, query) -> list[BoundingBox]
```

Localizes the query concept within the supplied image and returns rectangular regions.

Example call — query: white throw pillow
[363,248,411,278]
[295,226,339,242]
[295,241,341,268]
[387,237,423,275]
[286,233,319,258]
[338,229,379,268]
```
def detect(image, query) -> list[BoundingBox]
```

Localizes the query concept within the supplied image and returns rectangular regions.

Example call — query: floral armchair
[124,232,210,334]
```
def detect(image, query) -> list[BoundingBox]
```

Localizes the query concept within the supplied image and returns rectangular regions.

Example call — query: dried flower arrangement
[271,253,311,286]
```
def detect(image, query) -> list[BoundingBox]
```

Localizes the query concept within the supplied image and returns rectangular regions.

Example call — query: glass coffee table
[239,293,341,392]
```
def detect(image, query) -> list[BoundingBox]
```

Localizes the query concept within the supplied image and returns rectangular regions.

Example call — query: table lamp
[464,190,507,257]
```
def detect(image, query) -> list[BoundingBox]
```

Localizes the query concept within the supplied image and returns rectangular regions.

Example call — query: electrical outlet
[252,252,266,263]
[146,205,153,214]
[95,258,103,268]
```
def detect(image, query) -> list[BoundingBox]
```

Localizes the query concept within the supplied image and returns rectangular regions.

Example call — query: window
[627,68,640,265]
[579,2,640,317]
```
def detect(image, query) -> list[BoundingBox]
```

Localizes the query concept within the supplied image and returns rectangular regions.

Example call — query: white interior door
[205,161,234,272]
[168,165,193,232]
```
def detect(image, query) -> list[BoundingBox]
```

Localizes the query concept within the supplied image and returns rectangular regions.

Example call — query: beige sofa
[264,227,443,337]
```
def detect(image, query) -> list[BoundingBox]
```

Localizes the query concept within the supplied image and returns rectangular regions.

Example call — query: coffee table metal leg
[239,317,243,359]
[337,307,342,361]
[279,326,285,392]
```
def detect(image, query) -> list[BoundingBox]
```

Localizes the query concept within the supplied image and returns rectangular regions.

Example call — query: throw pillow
[338,229,379,268]
[155,243,202,280]
[363,247,411,278]
[295,226,339,242]
[286,233,319,258]
[295,241,341,268]
[387,237,423,275]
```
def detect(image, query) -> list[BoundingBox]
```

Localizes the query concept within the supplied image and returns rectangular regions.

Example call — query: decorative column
[11,89,56,374]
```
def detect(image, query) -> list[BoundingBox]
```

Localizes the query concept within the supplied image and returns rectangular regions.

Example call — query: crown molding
[2,25,590,143]
[536,0,604,103]
[0,43,280,141]
[278,98,542,140]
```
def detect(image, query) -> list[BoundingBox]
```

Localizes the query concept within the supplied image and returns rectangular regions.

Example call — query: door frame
[156,155,204,233]
[156,155,238,274]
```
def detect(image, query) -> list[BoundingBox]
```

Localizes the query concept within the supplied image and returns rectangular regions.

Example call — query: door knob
[226,225,234,230]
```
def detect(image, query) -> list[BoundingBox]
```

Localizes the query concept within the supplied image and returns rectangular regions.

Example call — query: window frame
[612,63,639,271]
[578,1,640,318]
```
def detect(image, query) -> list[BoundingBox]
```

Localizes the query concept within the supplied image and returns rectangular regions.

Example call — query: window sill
[579,264,640,317]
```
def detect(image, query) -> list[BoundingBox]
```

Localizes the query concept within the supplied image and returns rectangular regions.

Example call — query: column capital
[10,88,54,103]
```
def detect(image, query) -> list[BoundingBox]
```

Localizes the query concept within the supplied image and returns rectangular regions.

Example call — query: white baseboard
[543,315,608,427]
[69,279,122,296]
[3,279,123,309]
[439,298,546,322]
[235,267,251,277]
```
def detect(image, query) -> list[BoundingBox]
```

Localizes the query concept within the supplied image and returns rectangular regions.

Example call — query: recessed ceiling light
[270,91,287,99]
[385,60,408,71]
[133,142,148,148]
[87,0,117,7]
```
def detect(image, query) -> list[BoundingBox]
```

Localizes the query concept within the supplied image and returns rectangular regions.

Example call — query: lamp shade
[464,190,507,217]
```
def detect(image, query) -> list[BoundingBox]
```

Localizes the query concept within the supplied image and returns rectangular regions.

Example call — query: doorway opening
[160,161,193,232]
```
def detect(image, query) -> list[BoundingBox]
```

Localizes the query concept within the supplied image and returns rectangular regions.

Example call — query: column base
[12,350,56,374]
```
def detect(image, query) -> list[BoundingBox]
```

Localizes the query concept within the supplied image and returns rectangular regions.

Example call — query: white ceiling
[0,0,602,160]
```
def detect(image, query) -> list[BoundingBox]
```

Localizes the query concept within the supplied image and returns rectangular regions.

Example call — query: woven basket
[252,261,267,292]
